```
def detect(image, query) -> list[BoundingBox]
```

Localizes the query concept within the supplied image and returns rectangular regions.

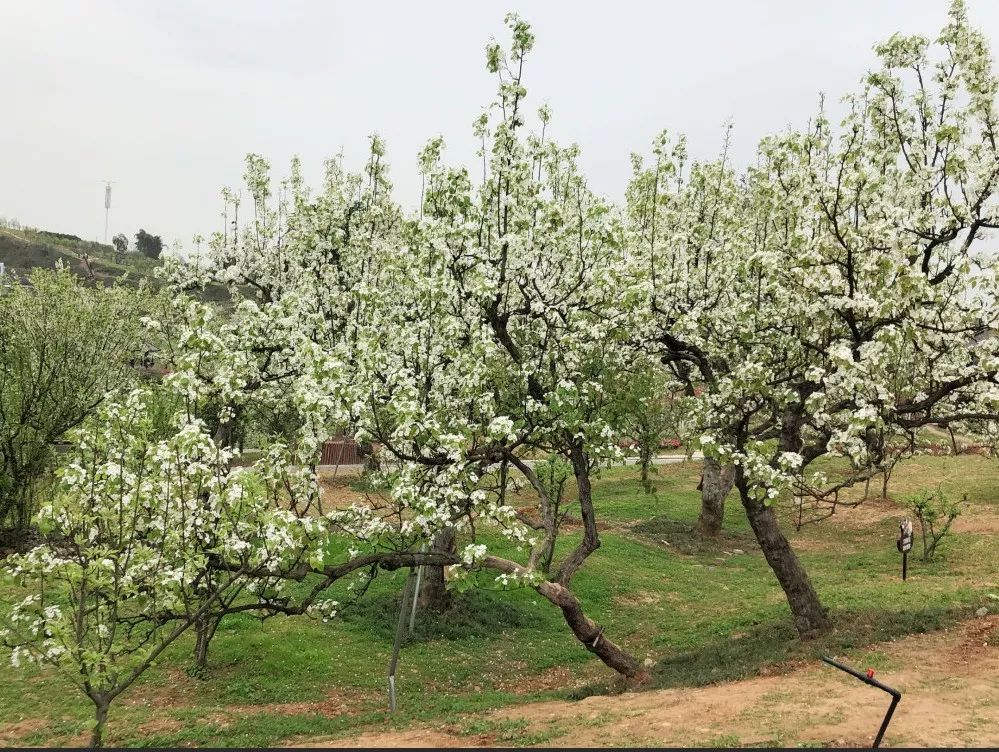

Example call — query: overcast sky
[3,0,998,249]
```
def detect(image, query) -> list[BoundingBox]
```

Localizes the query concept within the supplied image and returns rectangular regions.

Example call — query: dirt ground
[299,615,999,748]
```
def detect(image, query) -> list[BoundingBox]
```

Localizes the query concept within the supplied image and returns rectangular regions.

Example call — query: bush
[903,487,965,562]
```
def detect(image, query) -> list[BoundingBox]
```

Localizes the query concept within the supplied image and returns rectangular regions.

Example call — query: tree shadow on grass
[340,588,544,642]
[651,604,970,689]
[631,514,757,557]
[567,604,972,699]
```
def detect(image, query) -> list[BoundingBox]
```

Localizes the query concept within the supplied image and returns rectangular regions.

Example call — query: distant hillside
[0,226,230,302]
[0,227,163,284]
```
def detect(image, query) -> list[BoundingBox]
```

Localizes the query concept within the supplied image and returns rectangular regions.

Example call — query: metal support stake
[408,545,427,635]
[821,656,902,748]
[388,568,418,712]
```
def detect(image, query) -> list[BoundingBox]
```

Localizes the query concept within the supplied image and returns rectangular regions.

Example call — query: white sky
[2,0,998,249]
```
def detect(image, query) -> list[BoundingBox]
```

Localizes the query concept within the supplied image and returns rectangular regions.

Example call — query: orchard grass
[2,454,996,747]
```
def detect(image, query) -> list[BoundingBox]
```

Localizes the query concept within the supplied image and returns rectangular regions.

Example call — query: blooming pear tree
[0,391,315,746]
[355,14,646,676]
[160,140,401,456]
[633,0,999,636]
[626,130,744,535]
[142,142,407,667]
[0,385,458,745]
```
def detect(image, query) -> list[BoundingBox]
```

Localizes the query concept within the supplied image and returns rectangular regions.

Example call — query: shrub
[903,487,965,562]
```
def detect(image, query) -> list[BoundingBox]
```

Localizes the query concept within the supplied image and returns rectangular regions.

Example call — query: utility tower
[103,181,113,244]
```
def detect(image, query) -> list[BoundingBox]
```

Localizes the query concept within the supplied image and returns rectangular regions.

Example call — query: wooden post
[897,519,913,582]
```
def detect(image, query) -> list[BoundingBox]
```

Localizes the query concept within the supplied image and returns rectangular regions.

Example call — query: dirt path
[299,615,999,748]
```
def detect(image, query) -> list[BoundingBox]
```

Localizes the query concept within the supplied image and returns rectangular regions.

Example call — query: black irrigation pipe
[821,655,902,748]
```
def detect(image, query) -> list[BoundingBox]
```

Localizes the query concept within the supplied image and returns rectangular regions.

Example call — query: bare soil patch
[208,688,378,734]
[292,729,492,748]
[0,719,47,746]
[122,668,202,709]
[318,471,371,510]
[493,664,593,696]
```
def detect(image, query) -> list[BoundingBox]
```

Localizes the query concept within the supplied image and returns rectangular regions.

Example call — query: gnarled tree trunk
[416,527,456,612]
[537,578,642,677]
[737,474,830,636]
[191,613,224,676]
[695,456,735,537]
[485,555,642,678]
[553,444,600,587]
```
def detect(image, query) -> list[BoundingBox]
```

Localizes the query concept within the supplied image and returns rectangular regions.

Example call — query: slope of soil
[304,615,999,748]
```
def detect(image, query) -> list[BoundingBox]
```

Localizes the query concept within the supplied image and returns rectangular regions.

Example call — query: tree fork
[191,612,224,676]
[416,528,456,612]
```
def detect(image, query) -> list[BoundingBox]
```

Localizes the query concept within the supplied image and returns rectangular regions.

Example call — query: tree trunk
[538,578,642,677]
[484,555,643,678]
[737,479,830,636]
[553,444,600,587]
[639,446,654,493]
[416,528,455,612]
[695,456,735,537]
[90,699,109,748]
[537,501,559,575]
[191,614,220,676]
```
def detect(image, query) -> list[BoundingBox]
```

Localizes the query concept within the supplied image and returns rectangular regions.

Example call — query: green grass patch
[1,454,997,747]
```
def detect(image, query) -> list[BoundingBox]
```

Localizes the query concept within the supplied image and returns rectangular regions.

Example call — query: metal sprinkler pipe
[821,655,902,748]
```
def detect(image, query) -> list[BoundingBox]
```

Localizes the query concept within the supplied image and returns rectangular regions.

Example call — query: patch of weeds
[184,663,210,680]
[564,676,635,701]
[920,676,968,691]
[854,649,895,671]
[578,711,619,728]
[455,717,566,746]
[19,717,90,747]
[818,708,846,725]
[565,682,609,701]
[347,475,377,492]
[697,733,741,747]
